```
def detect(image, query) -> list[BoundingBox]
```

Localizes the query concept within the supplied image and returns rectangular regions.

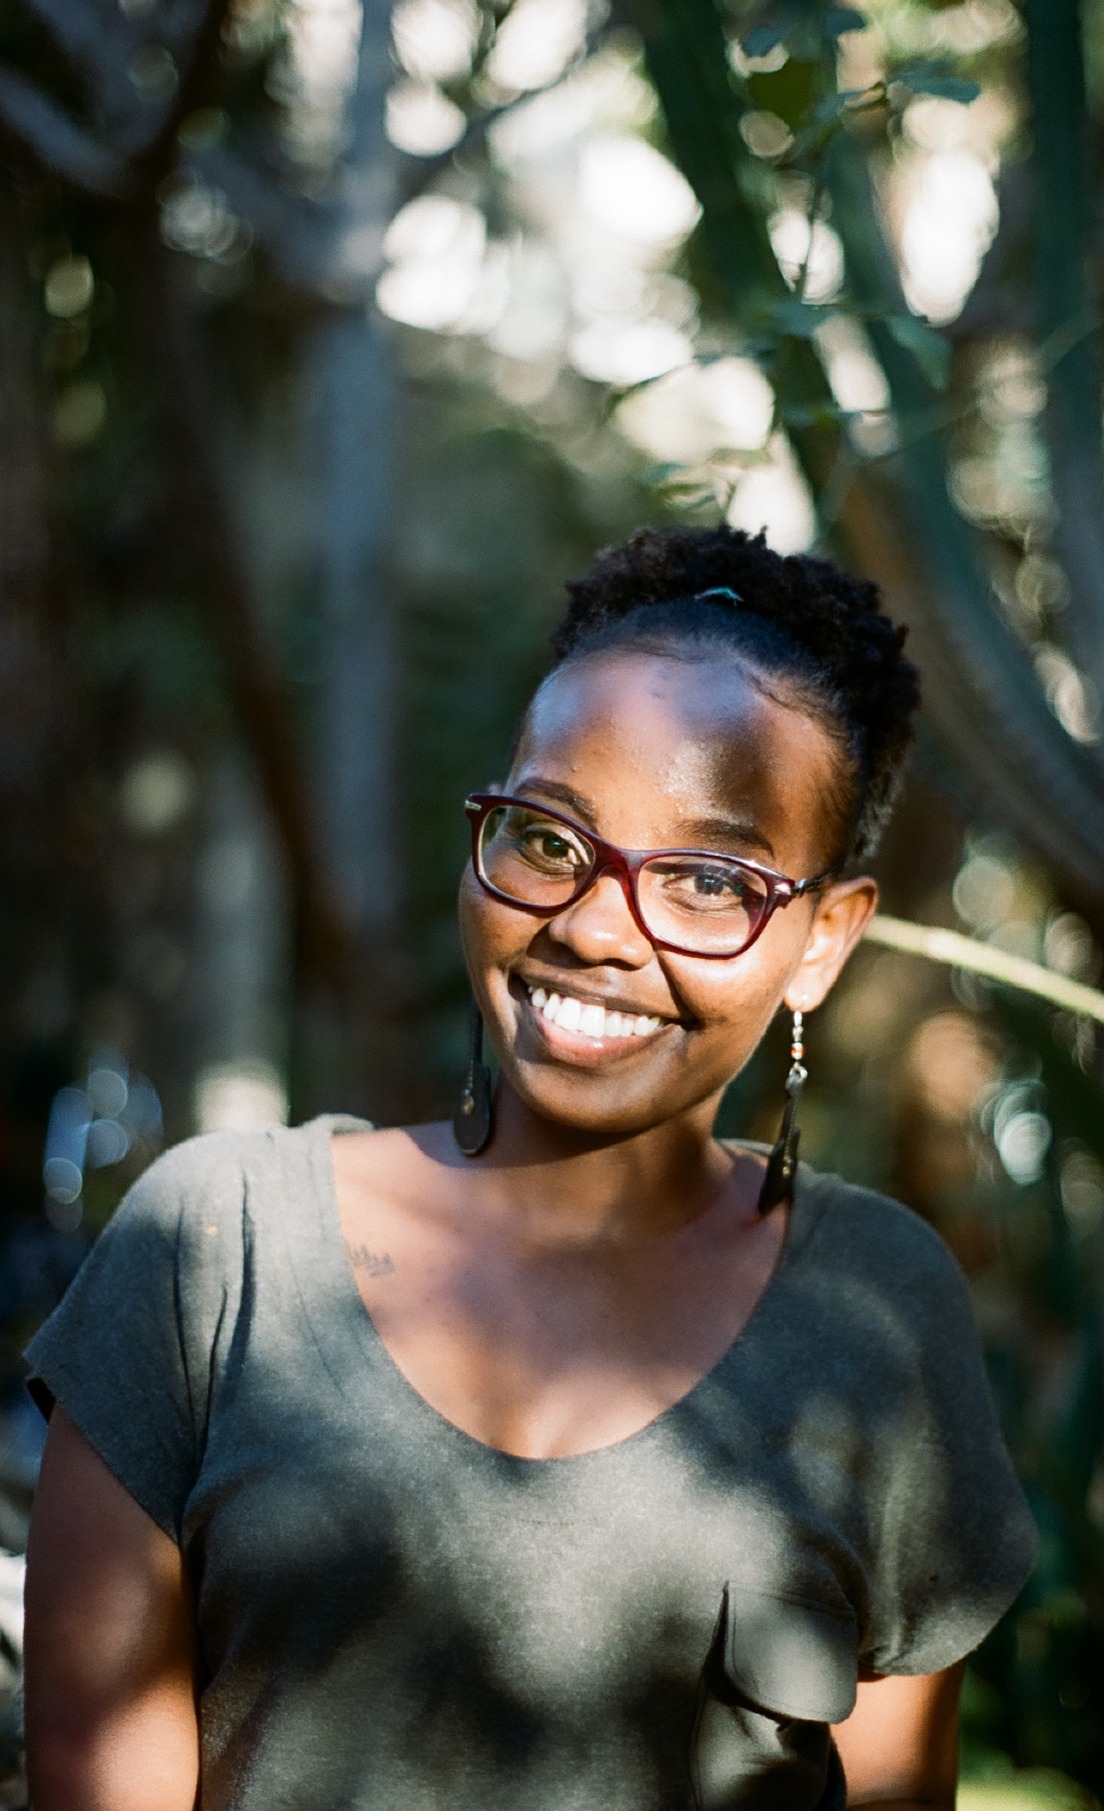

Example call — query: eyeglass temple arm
[792,870,837,898]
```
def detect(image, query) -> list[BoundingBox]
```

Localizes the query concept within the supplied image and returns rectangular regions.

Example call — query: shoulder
[101,1119,327,1261]
[799,1162,966,1277]
[792,1162,979,1345]
[120,1124,281,1218]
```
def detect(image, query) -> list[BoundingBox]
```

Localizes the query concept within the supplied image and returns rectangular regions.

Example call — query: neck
[460,1081,753,1247]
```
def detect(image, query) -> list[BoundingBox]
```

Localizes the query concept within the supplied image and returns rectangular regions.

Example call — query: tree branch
[14,0,141,128]
[0,64,132,197]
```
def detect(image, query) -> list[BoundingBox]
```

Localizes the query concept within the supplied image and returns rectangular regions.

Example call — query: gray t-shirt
[26,1116,1036,1811]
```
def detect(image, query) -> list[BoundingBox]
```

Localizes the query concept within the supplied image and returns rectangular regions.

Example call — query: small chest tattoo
[347,1244,396,1278]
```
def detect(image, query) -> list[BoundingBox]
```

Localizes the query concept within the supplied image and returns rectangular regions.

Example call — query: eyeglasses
[464,794,833,959]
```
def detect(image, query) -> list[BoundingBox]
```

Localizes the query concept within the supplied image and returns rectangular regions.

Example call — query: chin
[520,1095,664,1143]
[499,1057,702,1143]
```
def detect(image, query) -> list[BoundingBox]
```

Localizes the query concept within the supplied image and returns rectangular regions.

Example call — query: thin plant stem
[864,914,1104,1024]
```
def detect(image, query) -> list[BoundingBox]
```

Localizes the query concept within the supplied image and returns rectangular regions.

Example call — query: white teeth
[527,984,665,1042]
[556,996,582,1033]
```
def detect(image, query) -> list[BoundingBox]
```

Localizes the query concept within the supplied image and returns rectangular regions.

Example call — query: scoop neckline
[292,1112,824,1469]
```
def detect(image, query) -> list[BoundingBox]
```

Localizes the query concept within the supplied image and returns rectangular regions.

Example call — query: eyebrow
[678,815,777,862]
[511,777,777,862]
[513,777,600,825]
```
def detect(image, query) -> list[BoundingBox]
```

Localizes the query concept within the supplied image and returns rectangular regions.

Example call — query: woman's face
[458,646,876,1139]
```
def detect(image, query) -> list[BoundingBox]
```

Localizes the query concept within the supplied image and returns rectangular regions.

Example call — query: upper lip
[514,973,681,1023]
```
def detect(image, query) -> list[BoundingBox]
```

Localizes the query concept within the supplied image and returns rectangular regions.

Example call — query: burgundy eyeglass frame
[464,793,834,960]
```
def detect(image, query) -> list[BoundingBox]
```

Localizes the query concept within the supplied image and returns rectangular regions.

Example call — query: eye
[521,825,583,866]
[499,810,591,872]
[645,857,765,915]
[685,865,752,906]
[690,868,741,898]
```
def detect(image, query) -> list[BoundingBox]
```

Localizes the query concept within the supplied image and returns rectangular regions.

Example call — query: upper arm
[831,1662,963,1808]
[25,1406,200,1811]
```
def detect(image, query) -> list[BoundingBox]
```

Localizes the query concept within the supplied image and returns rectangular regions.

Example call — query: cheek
[457,869,528,973]
[666,920,802,1023]
[681,981,781,1074]
[456,868,481,946]
[457,870,496,971]
[660,971,790,1110]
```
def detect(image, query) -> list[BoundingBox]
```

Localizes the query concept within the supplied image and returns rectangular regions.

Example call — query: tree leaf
[824,7,867,37]
[812,89,857,123]
[769,296,832,339]
[778,400,849,429]
[886,313,951,390]
[741,23,791,58]
[894,64,981,104]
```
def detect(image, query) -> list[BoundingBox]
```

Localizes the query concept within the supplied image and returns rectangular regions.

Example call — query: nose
[544,866,654,967]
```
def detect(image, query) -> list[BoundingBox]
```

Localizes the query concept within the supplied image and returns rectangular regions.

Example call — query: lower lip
[514,984,672,1067]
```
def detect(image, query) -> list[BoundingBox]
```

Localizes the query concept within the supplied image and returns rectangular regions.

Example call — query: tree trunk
[302,0,404,1119]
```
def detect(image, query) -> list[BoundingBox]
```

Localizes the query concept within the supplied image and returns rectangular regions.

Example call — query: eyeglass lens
[477,804,771,955]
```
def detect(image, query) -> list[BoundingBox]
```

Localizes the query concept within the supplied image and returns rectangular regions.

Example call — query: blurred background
[0,0,1103,1802]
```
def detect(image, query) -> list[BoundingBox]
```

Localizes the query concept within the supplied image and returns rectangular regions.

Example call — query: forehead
[511,648,840,861]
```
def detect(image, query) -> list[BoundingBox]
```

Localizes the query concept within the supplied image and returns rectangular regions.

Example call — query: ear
[785,876,878,1013]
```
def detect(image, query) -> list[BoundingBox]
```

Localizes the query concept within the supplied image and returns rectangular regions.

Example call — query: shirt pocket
[689,1583,857,1811]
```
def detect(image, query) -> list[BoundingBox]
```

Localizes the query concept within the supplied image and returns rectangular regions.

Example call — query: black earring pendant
[453,998,494,1156]
[757,1009,807,1214]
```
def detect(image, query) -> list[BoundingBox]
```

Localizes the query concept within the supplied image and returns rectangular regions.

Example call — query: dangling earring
[757,1007,807,1213]
[453,997,494,1156]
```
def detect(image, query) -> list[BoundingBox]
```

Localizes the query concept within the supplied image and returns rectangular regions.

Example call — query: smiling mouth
[523,981,668,1044]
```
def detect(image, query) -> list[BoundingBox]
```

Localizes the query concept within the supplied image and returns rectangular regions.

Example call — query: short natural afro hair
[550,525,920,869]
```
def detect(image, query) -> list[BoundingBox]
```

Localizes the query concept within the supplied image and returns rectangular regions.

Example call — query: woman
[24,526,1036,1811]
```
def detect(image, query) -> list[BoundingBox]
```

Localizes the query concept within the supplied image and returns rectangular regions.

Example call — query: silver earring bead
[756,1006,808,1214]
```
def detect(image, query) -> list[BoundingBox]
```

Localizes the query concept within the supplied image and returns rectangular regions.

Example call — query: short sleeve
[24,1132,248,1542]
[856,1209,1038,1677]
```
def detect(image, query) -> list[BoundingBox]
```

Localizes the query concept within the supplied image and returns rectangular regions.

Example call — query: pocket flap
[722,1586,858,1725]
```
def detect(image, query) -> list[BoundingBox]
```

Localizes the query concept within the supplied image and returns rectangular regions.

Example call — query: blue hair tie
[692,586,743,606]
